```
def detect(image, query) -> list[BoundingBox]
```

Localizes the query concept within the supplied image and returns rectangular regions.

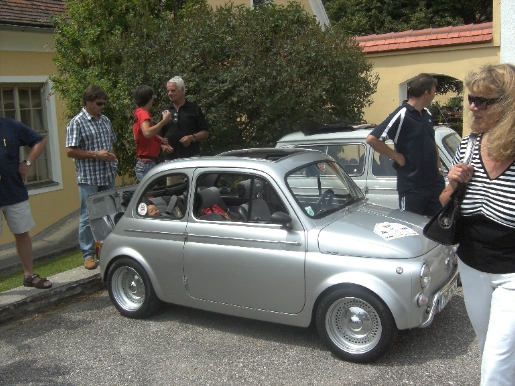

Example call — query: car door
[366,141,399,208]
[183,168,306,314]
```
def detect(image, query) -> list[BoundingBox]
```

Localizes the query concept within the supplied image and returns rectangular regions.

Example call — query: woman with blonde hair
[440,63,515,385]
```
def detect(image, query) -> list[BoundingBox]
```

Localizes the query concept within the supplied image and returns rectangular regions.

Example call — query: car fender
[102,245,171,301]
[310,270,412,330]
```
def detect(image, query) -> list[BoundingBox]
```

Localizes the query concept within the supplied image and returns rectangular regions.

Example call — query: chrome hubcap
[111,266,146,311]
[326,297,382,354]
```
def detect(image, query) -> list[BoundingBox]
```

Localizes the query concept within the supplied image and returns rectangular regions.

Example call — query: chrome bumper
[419,267,459,328]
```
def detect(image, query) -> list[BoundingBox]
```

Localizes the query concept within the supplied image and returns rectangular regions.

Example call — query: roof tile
[357,22,493,53]
[0,0,65,29]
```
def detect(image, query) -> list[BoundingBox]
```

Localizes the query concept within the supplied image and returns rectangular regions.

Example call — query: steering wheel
[315,189,335,214]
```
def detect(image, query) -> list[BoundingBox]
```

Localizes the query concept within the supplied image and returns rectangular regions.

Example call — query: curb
[0,267,104,324]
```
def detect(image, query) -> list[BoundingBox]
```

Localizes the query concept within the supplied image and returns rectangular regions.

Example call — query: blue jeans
[78,182,115,260]
[135,160,156,182]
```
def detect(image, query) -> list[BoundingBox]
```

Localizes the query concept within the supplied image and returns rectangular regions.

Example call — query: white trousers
[458,258,515,386]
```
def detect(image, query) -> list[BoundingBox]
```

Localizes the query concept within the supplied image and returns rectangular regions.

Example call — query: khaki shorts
[0,200,35,235]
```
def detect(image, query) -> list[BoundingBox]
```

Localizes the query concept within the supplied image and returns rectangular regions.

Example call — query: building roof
[357,22,493,53]
[0,0,65,29]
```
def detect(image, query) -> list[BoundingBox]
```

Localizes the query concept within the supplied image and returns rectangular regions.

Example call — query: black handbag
[423,183,466,245]
[422,134,477,245]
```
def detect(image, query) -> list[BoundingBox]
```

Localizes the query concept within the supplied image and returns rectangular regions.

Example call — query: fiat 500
[87,148,458,363]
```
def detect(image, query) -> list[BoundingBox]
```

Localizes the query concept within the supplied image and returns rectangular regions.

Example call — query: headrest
[196,187,220,209]
[149,197,167,206]
[236,179,264,199]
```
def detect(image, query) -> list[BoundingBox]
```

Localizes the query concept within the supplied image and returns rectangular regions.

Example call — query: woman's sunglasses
[468,95,500,110]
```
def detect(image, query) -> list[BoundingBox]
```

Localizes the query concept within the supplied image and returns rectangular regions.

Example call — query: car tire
[316,286,397,363]
[107,257,162,319]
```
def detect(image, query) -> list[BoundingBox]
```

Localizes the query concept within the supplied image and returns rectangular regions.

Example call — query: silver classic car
[87,148,458,363]
[276,122,461,209]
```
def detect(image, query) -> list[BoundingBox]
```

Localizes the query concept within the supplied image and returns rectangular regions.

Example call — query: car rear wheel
[107,257,162,319]
[316,286,397,363]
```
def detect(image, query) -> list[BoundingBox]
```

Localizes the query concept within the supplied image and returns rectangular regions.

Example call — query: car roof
[277,124,456,144]
[149,148,331,178]
[217,147,309,161]
[277,128,374,143]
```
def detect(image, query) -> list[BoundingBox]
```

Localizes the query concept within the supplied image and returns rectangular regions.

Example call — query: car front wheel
[107,257,162,319]
[316,286,397,363]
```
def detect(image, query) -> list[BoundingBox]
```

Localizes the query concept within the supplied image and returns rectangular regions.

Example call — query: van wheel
[316,286,397,363]
[107,257,162,319]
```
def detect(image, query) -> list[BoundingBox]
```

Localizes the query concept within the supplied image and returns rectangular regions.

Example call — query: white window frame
[0,76,63,196]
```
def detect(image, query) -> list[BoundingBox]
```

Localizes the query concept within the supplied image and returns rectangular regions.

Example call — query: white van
[276,122,461,209]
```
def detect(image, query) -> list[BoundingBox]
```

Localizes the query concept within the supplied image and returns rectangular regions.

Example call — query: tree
[52,0,377,177]
[325,0,493,36]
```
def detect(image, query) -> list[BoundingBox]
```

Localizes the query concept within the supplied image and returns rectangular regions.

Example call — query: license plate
[438,277,458,312]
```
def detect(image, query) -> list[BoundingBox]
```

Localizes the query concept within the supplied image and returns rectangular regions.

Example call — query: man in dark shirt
[366,73,444,216]
[0,117,51,289]
[161,76,209,160]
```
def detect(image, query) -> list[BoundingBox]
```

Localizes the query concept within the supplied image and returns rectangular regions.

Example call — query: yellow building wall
[362,45,500,135]
[362,0,501,137]
[0,49,79,246]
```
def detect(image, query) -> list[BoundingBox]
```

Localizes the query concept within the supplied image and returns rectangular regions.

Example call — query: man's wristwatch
[192,134,197,142]
[23,160,32,167]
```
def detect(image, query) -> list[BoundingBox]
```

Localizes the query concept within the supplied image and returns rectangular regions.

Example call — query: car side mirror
[271,211,293,229]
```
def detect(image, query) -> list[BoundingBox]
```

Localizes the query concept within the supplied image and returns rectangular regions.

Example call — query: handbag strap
[462,134,478,165]
[452,134,478,200]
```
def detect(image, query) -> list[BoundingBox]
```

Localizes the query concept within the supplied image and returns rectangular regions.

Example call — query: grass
[0,249,83,292]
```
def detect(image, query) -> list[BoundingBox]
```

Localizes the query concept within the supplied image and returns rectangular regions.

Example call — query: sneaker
[84,257,97,270]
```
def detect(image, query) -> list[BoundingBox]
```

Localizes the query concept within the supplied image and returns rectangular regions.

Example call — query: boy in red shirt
[133,85,173,181]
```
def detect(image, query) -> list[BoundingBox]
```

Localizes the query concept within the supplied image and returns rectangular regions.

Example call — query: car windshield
[442,132,462,158]
[286,160,365,218]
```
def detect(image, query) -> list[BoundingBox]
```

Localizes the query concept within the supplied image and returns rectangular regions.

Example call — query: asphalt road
[0,288,481,386]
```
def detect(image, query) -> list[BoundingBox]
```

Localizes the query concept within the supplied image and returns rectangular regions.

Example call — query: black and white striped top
[453,134,515,229]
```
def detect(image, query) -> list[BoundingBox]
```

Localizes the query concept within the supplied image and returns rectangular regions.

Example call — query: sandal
[23,273,52,289]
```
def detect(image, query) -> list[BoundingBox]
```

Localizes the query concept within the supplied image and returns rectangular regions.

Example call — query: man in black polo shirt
[366,73,444,216]
[161,76,209,160]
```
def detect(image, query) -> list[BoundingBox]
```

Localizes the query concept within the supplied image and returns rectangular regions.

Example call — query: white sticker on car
[138,203,148,216]
[374,222,418,240]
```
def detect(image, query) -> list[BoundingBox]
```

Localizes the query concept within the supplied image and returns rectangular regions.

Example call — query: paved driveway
[0,289,480,385]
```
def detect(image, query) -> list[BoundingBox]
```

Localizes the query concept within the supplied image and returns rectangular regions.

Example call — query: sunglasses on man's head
[468,95,500,110]
[95,101,106,107]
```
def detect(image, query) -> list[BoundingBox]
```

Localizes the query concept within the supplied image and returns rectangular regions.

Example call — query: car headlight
[420,264,431,288]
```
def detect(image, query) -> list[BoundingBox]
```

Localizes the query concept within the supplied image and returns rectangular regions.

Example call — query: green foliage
[52,0,377,177]
[429,96,463,136]
[434,75,463,95]
[325,0,493,35]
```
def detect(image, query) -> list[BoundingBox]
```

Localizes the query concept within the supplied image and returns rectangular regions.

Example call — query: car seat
[236,179,271,222]
[149,196,169,214]
[195,187,230,221]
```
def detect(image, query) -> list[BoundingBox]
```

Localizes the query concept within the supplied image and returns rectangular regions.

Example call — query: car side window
[194,172,288,223]
[372,142,396,177]
[136,173,189,219]
[327,144,365,176]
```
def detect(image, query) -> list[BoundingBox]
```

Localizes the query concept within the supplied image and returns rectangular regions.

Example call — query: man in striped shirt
[366,73,444,217]
[65,85,117,269]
